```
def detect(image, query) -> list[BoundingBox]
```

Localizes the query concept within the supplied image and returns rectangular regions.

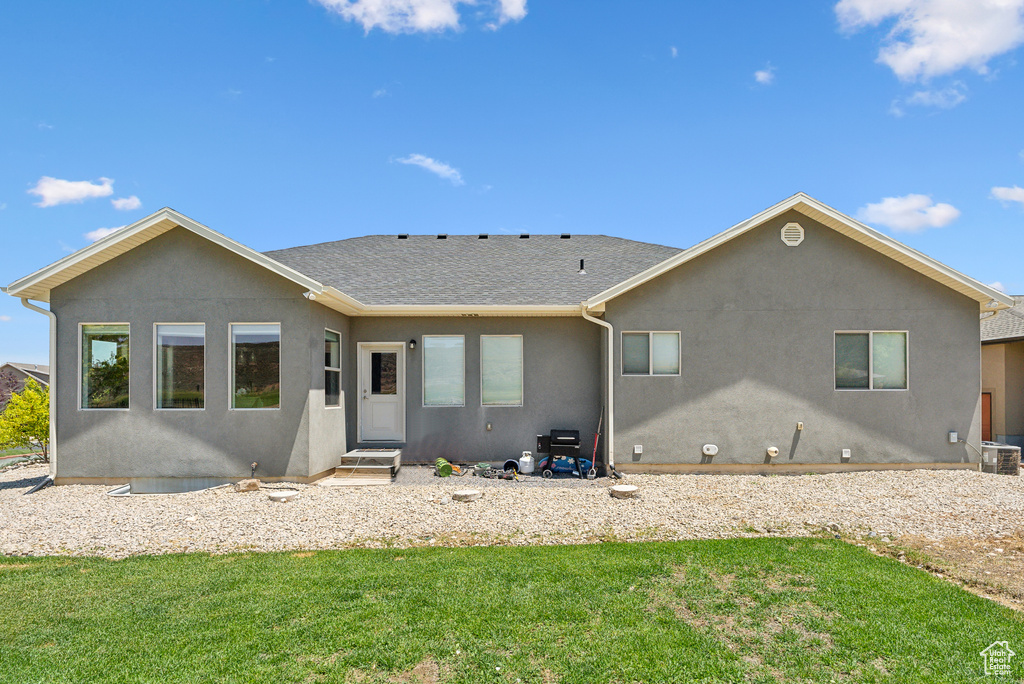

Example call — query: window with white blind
[423,335,465,406]
[622,331,680,376]
[835,331,907,390]
[480,335,523,406]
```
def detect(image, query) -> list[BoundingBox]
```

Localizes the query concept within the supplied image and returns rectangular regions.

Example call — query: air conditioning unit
[981,441,1021,476]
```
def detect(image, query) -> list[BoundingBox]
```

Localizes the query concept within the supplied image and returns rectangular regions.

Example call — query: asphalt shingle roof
[982,296,1024,342]
[265,234,682,306]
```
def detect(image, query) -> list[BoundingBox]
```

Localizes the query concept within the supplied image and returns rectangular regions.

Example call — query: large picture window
[622,332,680,376]
[325,329,341,407]
[835,331,908,390]
[156,324,205,409]
[231,324,281,409]
[480,335,523,406]
[81,324,130,409]
[423,335,465,406]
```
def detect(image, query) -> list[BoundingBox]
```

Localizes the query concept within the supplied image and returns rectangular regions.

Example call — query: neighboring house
[1,193,1011,485]
[0,362,49,409]
[981,296,1024,447]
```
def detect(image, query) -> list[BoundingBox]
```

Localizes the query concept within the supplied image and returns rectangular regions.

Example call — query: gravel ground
[2,463,1023,559]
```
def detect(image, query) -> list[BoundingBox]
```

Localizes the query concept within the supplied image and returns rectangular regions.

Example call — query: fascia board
[6,208,324,299]
[586,193,1013,311]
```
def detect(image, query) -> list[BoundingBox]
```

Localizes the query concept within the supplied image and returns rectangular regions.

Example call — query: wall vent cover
[781,222,804,246]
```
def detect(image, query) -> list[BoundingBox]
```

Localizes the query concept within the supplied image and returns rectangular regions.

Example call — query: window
[325,330,341,407]
[622,332,680,376]
[835,331,907,390]
[81,324,130,409]
[423,335,465,406]
[231,324,281,409]
[156,324,205,409]
[480,335,523,406]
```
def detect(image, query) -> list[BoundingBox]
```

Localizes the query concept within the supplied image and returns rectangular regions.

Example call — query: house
[0,362,49,409]
[2,193,1012,485]
[981,296,1024,446]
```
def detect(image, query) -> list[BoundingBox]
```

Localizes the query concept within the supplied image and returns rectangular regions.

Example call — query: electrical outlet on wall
[633,445,643,455]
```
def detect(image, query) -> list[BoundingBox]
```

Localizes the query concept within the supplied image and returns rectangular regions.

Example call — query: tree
[0,379,49,459]
[0,369,20,408]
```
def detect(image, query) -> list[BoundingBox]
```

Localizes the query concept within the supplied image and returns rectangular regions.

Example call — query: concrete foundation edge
[53,468,338,487]
[614,462,981,475]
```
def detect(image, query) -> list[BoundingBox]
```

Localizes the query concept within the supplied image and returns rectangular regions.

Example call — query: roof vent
[781,222,804,247]
[520,233,529,239]
[578,259,586,275]
[560,234,571,239]
[478,234,488,239]
[397,234,408,240]
[437,234,447,240]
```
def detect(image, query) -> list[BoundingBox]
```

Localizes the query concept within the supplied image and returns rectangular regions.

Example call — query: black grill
[539,429,581,458]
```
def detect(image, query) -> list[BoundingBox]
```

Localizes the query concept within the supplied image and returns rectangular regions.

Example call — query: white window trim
[324,328,343,410]
[620,331,681,377]
[834,330,909,392]
[79,322,131,411]
[229,322,282,411]
[153,322,206,411]
[421,335,466,408]
[480,334,524,407]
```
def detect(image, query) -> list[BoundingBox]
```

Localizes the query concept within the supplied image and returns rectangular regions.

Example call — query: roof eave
[585,192,1015,312]
[5,208,325,302]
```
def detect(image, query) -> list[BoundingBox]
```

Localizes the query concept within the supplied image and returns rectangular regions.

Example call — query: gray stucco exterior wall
[50,227,346,482]
[347,316,602,462]
[604,210,982,467]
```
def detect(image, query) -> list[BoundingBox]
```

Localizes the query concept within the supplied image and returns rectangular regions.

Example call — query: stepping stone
[268,489,299,502]
[453,489,482,502]
[610,484,638,499]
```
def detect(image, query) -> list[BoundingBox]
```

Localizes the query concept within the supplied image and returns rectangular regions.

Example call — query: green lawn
[0,446,39,458]
[0,539,1021,683]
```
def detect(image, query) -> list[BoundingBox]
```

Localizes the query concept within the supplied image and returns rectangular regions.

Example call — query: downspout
[581,304,620,477]
[20,298,56,481]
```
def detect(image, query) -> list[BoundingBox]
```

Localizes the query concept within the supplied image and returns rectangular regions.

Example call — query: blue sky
[2,0,1024,364]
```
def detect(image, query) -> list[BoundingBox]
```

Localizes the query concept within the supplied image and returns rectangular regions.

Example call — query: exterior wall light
[409,339,417,350]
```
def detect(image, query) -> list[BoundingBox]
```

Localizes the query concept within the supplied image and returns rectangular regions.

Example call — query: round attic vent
[781,222,804,246]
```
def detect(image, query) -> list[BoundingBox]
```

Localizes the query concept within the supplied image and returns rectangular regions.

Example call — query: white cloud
[989,281,1006,292]
[992,185,1024,207]
[905,83,967,108]
[373,88,388,98]
[316,0,525,34]
[496,0,526,23]
[396,154,464,185]
[856,193,961,232]
[84,225,126,242]
[835,0,1024,81]
[754,64,776,85]
[0,203,6,210]
[670,46,678,58]
[0,315,11,322]
[890,82,968,115]
[111,195,141,211]
[28,176,114,207]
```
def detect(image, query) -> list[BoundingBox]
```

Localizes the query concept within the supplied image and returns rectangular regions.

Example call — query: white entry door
[358,343,405,442]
